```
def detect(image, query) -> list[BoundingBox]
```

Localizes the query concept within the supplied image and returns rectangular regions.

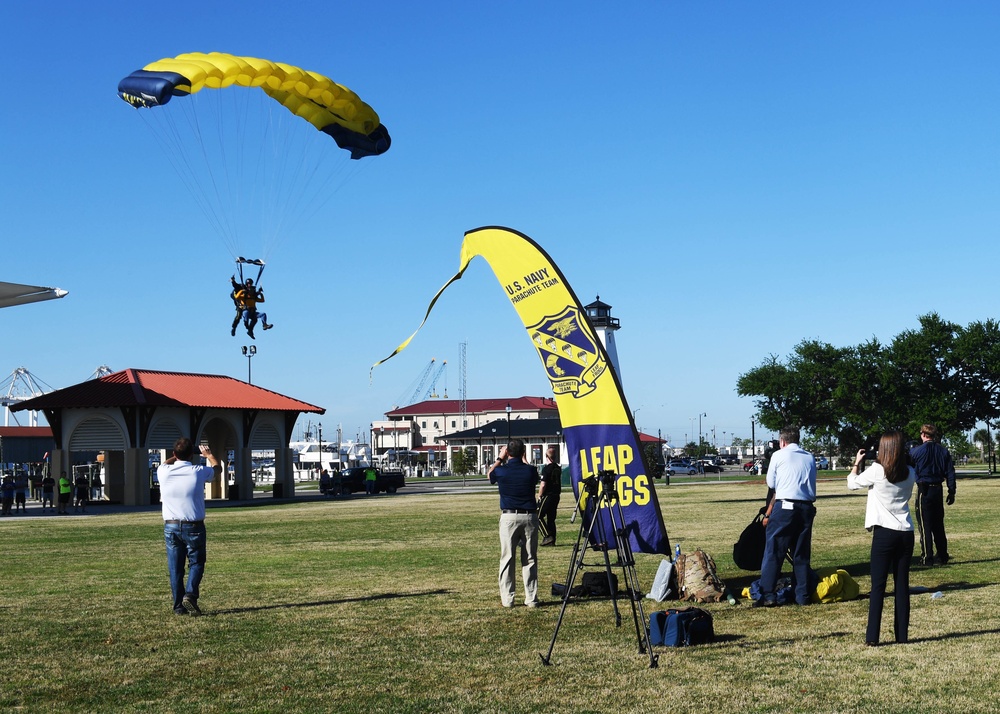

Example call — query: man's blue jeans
[164,522,207,610]
[760,500,815,605]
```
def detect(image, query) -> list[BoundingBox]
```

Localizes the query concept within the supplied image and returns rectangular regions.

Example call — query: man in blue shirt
[909,424,956,566]
[488,439,540,608]
[756,426,818,607]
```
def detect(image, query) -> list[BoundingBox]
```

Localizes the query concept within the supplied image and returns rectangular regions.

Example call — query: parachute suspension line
[178,95,237,256]
[261,140,370,261]
[137,100,240,260]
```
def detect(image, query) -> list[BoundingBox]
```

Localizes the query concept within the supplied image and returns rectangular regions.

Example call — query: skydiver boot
[263,322,273,331]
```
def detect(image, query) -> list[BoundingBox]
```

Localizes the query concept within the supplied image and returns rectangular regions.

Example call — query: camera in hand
[860,434,880,462]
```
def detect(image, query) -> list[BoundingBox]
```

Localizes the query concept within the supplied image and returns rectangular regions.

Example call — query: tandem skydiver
[230,275,273,339]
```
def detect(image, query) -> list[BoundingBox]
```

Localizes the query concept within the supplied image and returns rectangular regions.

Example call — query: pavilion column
[232,446,254,500]
[274,445,294,498]
[203,425,230,500]
[50,449,70,483]
[121,448,149,506]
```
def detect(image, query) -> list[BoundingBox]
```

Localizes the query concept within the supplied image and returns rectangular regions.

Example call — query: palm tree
[973,427,991,464]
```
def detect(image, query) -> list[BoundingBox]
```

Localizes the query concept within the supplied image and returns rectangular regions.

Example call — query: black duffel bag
[733,512,767,571]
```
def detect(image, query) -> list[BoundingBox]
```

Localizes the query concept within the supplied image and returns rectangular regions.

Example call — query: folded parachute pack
[742,568,859,604]
[811,567,860,604]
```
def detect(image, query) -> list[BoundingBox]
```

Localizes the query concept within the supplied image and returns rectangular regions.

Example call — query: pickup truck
[337,467,405,495]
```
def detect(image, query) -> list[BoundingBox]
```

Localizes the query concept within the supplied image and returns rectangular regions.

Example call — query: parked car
[699,460,724,473]
[743,459,764,473]
[816,456,830,470]
[668,461,698,475]
[337,467,405,495]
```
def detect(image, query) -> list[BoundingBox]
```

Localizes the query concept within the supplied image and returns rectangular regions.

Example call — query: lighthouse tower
[585,296,622,382]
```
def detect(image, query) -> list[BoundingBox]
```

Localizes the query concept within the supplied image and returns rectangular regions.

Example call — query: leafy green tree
[945,434,977,463]
[737,313,1000,458]
[952,319,1000,426]
[643,443,664,477]
[452,447,477,477]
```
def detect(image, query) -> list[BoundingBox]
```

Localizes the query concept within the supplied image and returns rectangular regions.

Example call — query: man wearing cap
[158,438,220,616]
[488,439,540,608]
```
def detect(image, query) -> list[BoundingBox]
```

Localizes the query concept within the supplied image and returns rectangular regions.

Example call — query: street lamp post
[241,345,256,384]
[318,422,323,476]
[506,402,512,441]
[379,426,384,465]
[698,412,707,460]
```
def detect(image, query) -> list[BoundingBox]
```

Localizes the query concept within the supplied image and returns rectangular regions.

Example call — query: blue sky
[2,2,998,447]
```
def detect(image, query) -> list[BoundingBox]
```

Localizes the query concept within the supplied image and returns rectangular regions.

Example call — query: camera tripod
[539,470,658,668]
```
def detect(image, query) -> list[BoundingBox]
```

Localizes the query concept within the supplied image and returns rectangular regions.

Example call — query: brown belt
[164,519,204,525]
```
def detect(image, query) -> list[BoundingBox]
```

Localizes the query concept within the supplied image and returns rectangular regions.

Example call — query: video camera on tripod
[580,469,619,500]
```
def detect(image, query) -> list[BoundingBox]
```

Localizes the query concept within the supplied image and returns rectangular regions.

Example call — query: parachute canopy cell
[118,52,390,159]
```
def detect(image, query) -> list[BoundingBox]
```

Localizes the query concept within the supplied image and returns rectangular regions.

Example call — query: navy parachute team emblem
[528,306,607,398]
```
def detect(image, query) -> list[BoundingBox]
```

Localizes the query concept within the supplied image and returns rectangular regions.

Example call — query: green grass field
[2,477,998,713]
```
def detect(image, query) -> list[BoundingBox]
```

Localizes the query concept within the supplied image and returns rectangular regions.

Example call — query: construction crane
[393,359,437,408]
[426,360,448,399]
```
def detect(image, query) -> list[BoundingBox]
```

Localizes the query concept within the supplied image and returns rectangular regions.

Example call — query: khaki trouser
[498,512,539,606]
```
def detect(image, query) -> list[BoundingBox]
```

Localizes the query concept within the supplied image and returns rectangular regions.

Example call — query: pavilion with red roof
[13,369,323,506]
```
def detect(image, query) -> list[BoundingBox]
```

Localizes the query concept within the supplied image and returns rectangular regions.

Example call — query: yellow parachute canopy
[119,52,390,158]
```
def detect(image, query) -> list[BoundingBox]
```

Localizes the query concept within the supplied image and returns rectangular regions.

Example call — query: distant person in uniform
[909,424,957,566]
[41,473,55,511]
[1,474,14,516]
[364,466,377,495]
[74,473,90,512]
[14,472,29,513]
[538,446,562,546]
[57,472,72,515]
